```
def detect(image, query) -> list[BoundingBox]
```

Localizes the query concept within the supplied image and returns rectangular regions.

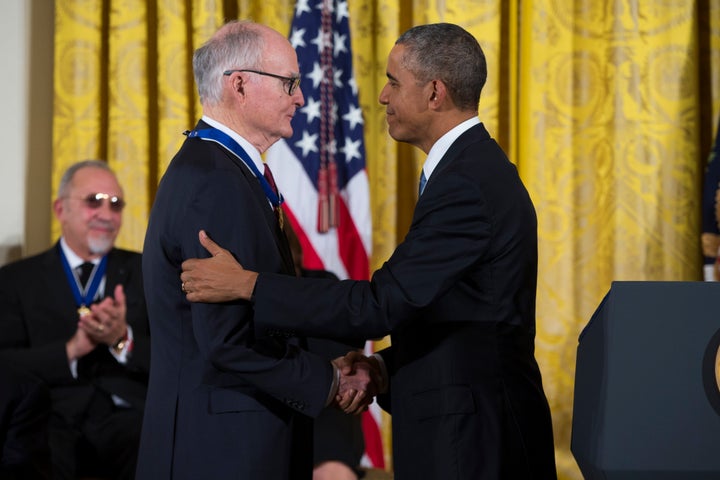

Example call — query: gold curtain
[52,1,720,478]
[518,2,720,476]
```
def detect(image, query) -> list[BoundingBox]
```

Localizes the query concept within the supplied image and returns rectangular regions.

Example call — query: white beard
[88,235,113,255]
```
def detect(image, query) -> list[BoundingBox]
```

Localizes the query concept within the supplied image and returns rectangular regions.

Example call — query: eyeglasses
[72,193,126,212]
[223,69,301,96]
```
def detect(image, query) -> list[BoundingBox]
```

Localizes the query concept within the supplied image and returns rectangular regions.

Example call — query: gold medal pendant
[77,305,91,317]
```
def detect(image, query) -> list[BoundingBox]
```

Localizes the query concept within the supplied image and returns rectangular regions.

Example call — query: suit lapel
[44,244,82,317]
[235,157,295,273]
[192,121,296,276]
[104,249,126,299]
[431,122,491,183]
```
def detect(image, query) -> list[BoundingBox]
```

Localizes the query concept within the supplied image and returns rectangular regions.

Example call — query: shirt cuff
[325,362,341,406]
[69,358,78,379]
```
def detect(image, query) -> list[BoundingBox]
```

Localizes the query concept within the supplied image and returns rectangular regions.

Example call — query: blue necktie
[418,170,427,196]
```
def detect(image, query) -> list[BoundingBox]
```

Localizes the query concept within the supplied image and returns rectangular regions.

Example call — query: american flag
[265,0,384,469]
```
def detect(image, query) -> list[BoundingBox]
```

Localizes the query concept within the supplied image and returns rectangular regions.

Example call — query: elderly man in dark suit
[0,160,149,479]
[181,23,558,479]
[136,20,373,480]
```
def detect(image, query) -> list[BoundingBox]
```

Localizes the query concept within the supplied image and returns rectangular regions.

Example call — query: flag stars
[295,130,319,156]
[290,27,307,49]
[285,0,367,186]
[295,0,312,16]
[333,69,344,88]
[333,32,347,57]
[311,29,332,54]
[307,62,325,89]
[336,0,349,22]
[301,97,322,124]
[341,137,362,163]
[342,104,364,130]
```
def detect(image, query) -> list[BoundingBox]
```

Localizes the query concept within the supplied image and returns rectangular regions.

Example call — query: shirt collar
[421,116,481,182]
[59,238,99,269]
[201,115,265,176]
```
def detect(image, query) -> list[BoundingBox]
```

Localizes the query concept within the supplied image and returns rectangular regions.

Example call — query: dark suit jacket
[253,123,558,479]
[0,244,150,420]
[0,362,51,480]
[136,120,332,480]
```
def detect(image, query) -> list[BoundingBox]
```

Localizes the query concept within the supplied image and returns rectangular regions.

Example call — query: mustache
[88,219,117,231]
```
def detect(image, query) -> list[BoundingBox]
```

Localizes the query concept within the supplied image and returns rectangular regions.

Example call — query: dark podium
[572,281,720,479]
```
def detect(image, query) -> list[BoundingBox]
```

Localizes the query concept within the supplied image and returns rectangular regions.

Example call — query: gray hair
[57,160,115,199]
[193,20,265,106]
[396,23,487,111]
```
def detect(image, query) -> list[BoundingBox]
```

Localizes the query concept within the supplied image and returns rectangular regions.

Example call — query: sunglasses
[74,193,126,212]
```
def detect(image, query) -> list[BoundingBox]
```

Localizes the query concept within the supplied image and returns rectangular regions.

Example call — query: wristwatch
[112,331,129,354]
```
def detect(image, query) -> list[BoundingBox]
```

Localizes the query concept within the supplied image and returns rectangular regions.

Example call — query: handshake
[331,351,387,415]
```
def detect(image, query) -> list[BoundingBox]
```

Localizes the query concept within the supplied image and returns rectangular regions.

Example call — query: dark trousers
[49,392,142,480]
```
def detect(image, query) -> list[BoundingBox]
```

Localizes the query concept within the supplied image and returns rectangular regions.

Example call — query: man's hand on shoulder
[181,230,257,302]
